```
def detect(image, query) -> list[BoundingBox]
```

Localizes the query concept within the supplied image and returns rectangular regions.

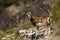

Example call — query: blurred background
[0,0,60,40]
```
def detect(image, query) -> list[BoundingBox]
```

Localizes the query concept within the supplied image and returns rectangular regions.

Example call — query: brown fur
[32,16,48,26]
[27,12,49,27]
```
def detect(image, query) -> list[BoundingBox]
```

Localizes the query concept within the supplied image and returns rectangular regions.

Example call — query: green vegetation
[0,30,6,39]
[51,0,60,25]
[50,0,60,36]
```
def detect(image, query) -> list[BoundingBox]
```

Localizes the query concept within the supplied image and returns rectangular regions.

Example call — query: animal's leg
[48,26,51,35]
[44,28,48,36]
[44,27,48,38]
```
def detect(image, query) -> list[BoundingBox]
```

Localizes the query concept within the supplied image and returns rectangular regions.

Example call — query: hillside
[0,0,60,40]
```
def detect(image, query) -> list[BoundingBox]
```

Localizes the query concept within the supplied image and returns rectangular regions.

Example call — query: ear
[26,12,32,18]
[26,12,31,16]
